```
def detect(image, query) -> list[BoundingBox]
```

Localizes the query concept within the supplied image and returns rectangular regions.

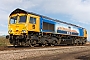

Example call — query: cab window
[86,30,87,34]
[30,17,36,24]
[19,16,27,23]
[10,16,17,24]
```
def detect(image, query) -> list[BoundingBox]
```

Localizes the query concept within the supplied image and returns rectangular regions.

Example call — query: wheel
[51,40,56,46]
[42,45,45,47]
[31,40,37,47]
[77,41,79,46]
[44,40,48,45]
[42,40,48,47]
[30,45,35,47]
[51,44,54,47]
[13,40,16,47]
[33,40,37,45]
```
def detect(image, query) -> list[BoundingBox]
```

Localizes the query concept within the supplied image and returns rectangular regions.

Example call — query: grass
[0,36,10,46]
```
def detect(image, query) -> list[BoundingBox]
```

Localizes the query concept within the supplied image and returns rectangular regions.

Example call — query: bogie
[8,32,87,47]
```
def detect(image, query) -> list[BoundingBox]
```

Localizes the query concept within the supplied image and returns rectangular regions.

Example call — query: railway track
[0,43,90,60]
[0,43,90,51]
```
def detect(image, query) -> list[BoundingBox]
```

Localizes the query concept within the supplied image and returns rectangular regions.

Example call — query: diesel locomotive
[6,8,87,46]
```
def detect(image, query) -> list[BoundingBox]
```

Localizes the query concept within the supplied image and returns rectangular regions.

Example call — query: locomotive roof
[10,8,84,29]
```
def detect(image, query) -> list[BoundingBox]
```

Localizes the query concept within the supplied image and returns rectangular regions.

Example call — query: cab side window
[86,31,87,34]
[30,17,36,24]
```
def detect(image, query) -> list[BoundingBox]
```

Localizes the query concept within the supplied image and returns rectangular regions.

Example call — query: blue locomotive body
[40,16,84,37]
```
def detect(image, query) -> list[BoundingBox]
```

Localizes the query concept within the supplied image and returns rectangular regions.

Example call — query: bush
[0,36,10,46]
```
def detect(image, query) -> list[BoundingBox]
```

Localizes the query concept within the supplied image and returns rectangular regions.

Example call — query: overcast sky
[0,0,90,40]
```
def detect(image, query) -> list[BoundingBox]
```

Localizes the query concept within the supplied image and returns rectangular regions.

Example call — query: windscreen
[10,16,17,24]
[19,15,27,23]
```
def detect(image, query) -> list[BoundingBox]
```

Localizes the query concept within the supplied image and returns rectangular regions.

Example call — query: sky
[0,0,90,40]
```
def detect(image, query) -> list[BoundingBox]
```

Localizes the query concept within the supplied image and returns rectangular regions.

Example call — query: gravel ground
[0,45,90,60]
[23,50,90,60]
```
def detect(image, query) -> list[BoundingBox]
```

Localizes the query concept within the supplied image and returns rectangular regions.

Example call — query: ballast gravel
[0,46,90,60]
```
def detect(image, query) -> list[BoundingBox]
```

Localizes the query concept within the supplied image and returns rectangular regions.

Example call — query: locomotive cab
[8,14,28,35]
[8,9,40,35]
[7,8,40,46]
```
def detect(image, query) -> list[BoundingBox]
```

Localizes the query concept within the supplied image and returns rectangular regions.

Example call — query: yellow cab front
[8,13,27,35]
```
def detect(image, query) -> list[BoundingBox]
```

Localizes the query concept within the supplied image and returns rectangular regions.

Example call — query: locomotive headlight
[22,30,26,33]
[8,30,12,33]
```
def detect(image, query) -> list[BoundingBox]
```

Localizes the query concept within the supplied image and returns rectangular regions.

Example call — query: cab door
[28,14,40,32]
[84,29,87,38]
